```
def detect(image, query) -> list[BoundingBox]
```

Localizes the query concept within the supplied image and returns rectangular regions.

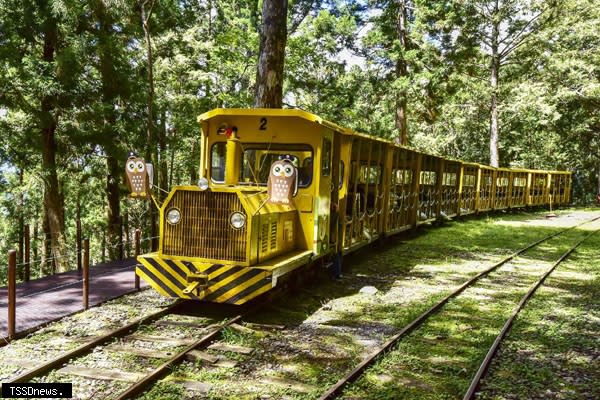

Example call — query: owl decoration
[125,154,149,199]
[267,158,298,205]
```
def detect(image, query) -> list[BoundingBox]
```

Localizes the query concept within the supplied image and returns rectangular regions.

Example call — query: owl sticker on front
[125,154,149,198]
[267,158,298,205]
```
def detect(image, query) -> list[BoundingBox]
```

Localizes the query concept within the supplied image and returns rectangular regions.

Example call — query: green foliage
[0,0,598,276]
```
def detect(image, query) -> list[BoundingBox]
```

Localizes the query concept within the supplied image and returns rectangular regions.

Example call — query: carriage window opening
[339,161,344,189]
[420,171,436,185]
[513,177,526,187]
[210,142,226,183]
[443,172,457,186]
[238,143,313,187]
[405,170,413,185]
[322,138,332,176]
[359,165,381,184]
[463,175,476,187]
[300,157,313,186]
[394,169,412,185]
[535,177,546,186]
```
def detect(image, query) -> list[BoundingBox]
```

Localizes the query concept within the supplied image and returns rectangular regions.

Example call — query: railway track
[2,301,234,398]
[1,212,597,399]
[1,294,282,399]
[121,213,600,400]
[114,313,245,400]
[318,214,600,400]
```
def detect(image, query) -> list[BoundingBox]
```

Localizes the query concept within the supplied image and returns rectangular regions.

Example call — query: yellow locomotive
[129,108,571,304]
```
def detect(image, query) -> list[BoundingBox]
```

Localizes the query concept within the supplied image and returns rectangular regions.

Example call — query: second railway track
[319,214,600,399]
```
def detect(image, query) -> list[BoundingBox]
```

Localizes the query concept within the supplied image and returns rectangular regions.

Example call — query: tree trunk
[76,200,81,270]
[141,0,158,250]
[123,211,130,257]
[168,125,177,188]
[489,1,500,168]
[18,168,24,280]
[106,156,123,260]
[159,109,168,198]
[95,0,124,262]
[597,165,600,197]
[395,0,409,146]
[141,1,156,156]
[41,22,68,272]
[254,0,288,108]
[41,213,52,275]
[102,231,106,263]
[33,222,39,277]
[189,140,198,185]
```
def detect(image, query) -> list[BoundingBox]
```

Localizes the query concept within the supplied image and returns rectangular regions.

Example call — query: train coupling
[183,273,209,295]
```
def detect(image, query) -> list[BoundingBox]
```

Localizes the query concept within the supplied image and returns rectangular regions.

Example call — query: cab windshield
[239,143,313,187]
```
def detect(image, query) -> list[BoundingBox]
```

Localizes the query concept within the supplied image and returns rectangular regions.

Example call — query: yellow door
[316,130,334,254]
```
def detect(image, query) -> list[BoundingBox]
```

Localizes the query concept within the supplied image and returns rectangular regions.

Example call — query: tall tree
[40,11,67,270]
[139,0,159,247]
[89,0,134,260]
[285,4,359,122]
[0,0,86,271]
[255,0,288,108]
[395,0,410,145]
[461,0,558,166]
[350,0,449,142]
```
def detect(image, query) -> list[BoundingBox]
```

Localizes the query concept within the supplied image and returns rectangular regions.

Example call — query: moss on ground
[477,223,600,400]
[140,208,600,399]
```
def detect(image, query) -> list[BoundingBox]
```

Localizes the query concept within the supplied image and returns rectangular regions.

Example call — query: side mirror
[146,163,154,189]
[293,171,298,197]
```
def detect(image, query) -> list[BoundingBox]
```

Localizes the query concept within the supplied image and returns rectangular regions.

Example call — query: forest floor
[1,207,598,400]
[137,207,599,400]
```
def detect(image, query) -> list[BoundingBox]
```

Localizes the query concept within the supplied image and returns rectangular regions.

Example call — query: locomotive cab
[136,109,344,304]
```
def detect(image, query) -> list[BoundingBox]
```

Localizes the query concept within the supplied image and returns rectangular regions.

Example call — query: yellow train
[131,108,571,304]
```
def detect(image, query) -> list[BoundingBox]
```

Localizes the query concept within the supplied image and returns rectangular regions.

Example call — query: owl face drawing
[125,156,149,198]
[267,160,298,205]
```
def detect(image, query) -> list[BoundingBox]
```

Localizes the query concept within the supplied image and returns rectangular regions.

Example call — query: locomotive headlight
[198,177,209,191]
[166,208,181,225]
[229,211,246,229]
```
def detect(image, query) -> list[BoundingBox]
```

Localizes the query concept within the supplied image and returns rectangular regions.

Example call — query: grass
[338,210,600,399]
[114,208,600,399]
[477,225,600,400]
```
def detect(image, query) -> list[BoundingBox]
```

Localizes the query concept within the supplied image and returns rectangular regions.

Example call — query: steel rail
[115,314,243,400]
[3,266,281,397]
[318,214,600,400]
[4,300,183,383]
[114,281,286,399]
[462,225,600,400]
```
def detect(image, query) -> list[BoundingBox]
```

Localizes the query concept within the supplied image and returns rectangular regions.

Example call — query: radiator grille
[162,190,247,262]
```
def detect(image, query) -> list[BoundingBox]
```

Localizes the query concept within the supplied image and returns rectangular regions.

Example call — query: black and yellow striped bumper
[136,253,274,305]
